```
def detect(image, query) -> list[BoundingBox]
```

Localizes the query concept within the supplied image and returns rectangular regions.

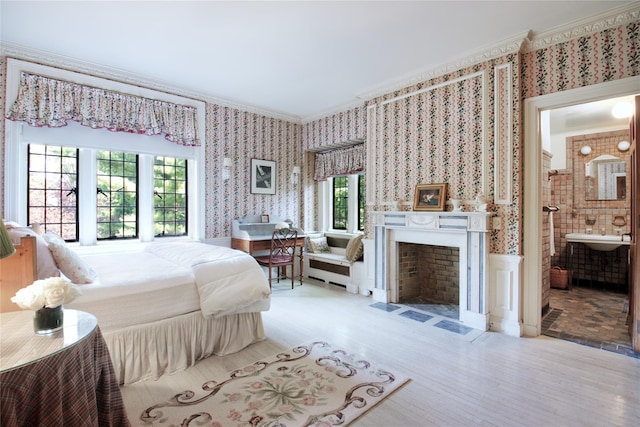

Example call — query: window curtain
[6,72,200,146]
[314,143,364,181]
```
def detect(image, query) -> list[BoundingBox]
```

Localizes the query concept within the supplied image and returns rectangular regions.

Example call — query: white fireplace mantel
[371,211,493,331]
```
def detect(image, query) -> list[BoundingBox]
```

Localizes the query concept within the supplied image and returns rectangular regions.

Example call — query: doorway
[523,76,640,354]
[540,97,634,357]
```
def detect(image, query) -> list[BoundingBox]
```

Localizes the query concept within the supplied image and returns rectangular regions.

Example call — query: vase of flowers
[11,277,82,335]
[33,305,64,334]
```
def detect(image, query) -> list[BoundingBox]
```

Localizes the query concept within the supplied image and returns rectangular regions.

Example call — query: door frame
[522,76,640,337]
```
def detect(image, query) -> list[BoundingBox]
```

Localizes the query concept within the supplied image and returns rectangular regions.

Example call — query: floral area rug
[139,341,410,426]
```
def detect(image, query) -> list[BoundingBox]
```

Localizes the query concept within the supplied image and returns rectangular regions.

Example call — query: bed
[2,224,271,385]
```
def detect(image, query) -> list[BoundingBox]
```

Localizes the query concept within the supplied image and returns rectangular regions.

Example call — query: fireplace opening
[398,242,460,318]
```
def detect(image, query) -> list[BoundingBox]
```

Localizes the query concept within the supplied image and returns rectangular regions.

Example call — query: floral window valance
[314,143,364,181]
[6,72,200,146]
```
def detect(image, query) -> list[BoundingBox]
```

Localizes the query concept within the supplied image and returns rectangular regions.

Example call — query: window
[332,176,349,230]
[26,143,190,243]
[5,59,206,243]
[96,151,138,240]
[358,174,365,231]
[154,156,188,237]
[27,144,79,240]
[322,174,365,233]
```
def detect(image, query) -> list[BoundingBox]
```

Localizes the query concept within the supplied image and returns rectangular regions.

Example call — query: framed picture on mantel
[413,183,447,211]
[251,159,276,195]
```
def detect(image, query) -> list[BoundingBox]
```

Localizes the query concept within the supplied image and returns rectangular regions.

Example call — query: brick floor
[542,286,637,358]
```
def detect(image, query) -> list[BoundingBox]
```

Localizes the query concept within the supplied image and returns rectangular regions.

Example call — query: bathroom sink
[565,233,630,251]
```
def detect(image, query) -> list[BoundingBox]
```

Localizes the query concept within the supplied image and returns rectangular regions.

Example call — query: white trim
[380,71,485,106]
[521,3,640,53]
[493,63,513,205]
[366,104,377,209]
[523,76,640,337]
[357,33,527,103]
[488,253,523,337]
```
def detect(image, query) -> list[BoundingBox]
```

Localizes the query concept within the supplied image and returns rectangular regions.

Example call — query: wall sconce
[290,166,300,184]
[222,157,231,181]
[617,140,630,152]
[580,146,592,155]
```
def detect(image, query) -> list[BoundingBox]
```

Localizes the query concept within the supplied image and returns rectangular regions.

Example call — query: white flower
[11,285,45,310]
[11,277,82,310]
[275,222,290,230]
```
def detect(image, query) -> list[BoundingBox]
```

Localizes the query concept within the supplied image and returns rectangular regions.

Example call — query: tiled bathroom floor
[542,286,637,358]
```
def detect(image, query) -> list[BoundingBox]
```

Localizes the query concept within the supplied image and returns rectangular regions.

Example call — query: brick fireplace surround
[397,243,460,305]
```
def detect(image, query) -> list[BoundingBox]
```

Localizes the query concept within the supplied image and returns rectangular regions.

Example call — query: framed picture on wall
[413,183,448,211]
[250,159,276,195]
[260,214,270,223]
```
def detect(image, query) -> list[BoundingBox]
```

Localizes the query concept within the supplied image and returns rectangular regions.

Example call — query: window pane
[28,144,78,241]
[153,156,188,237]
[96,151,138,239]
[333,176,348,230]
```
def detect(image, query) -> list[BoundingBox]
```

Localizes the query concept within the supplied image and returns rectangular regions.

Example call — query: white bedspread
[144,241,271,317]
[68,241,271,332]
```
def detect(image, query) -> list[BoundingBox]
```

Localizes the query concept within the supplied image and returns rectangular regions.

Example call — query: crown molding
[0,42,302,124]
[353,31,528,103]
[307,3,640,119]
[522,3,640,53]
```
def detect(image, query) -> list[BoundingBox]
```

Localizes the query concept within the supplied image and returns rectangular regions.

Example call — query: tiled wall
[398,243,459,304]
[550,129,630,286]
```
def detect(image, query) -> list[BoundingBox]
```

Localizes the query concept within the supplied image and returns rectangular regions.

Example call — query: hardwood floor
[120,279,640,426]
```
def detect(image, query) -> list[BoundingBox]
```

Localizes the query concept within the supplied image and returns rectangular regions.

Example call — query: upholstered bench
[303,232,364,293]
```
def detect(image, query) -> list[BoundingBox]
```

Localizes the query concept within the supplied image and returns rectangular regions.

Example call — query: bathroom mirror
[585,155,626,200]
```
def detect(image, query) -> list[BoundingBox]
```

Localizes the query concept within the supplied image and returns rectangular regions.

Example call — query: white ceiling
[0,1,636,123]
[550,95,636,136]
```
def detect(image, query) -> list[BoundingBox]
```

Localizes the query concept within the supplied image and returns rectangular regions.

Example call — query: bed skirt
[104,310,265,385]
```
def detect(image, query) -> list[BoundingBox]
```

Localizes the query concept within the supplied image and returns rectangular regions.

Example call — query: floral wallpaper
[302,106,366,151]
[205,105,303,238]
[363,55,521,254]
[522,21,639,97]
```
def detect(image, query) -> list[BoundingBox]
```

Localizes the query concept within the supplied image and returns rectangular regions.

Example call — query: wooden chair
[255,229,299,289]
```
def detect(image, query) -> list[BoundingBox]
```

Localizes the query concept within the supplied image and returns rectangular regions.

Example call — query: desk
[0,309,129,426]
[232,235,305,283]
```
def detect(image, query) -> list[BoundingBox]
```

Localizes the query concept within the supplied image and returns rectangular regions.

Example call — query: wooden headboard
[0,236,37,313]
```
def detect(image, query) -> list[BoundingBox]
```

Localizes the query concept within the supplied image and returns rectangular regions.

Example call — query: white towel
[549,211,555,257]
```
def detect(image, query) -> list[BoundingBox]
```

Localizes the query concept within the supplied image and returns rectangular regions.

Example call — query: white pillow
[43,232,97,284]
[6,225,60,280]
[309,236,330,253]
